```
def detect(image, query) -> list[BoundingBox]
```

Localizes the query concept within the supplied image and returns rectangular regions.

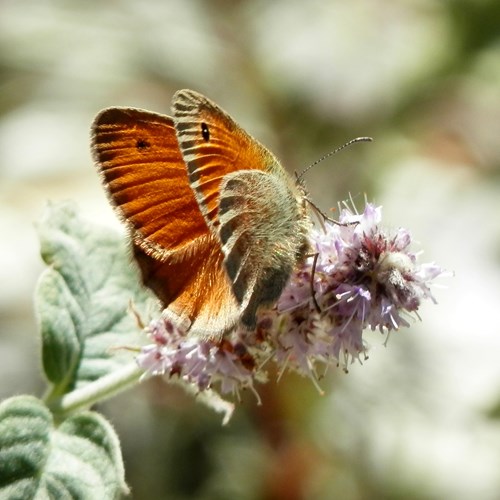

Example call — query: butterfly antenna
[296,136,373,183]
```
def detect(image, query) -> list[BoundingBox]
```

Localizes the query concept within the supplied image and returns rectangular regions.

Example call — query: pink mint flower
[136,202,445,397]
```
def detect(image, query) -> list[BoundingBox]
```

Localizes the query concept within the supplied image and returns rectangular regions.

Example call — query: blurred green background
[1,0,500,498]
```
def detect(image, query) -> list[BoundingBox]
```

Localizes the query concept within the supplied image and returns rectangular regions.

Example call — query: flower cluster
[136,203,445,399]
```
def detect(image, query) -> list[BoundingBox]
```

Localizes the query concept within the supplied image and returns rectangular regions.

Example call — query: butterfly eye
[201,123,210,141]
[136,138,150,150]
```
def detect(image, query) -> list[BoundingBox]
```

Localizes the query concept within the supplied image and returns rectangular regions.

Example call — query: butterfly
[91,90,311,340]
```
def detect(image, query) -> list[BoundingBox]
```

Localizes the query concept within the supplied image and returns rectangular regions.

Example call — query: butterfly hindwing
[218,170,309,328]
[132,236,240,339]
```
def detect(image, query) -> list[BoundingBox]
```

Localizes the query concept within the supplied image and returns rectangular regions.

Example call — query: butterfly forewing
[172,90,278,230]
[91,107,208,257]
[91,106,241,339]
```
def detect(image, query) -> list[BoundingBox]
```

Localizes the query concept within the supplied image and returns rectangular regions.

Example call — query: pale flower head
[137,202,445,398]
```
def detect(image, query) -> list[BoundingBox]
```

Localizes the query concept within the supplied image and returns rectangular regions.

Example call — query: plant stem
[45,363,143,418]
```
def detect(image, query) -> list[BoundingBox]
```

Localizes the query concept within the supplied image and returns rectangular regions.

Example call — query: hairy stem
[45,363,143,419]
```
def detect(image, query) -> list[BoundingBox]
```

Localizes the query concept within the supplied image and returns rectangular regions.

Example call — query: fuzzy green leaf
[0,396,128,499]
[35,201,154,397]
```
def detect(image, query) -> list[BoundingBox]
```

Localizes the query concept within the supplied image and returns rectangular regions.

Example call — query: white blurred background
[1,1,500,498]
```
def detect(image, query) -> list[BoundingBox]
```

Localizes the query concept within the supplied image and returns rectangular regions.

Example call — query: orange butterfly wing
[91,107,240,338]
[172,90,284,228]
[172,90,310,329]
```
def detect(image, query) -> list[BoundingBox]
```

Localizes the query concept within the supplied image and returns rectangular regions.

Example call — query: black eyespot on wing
[201,123,210,141]
[136,138,150,150]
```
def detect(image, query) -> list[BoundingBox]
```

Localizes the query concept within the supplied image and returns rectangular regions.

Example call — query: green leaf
[35,201,154,398]
[0,396,128,499]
